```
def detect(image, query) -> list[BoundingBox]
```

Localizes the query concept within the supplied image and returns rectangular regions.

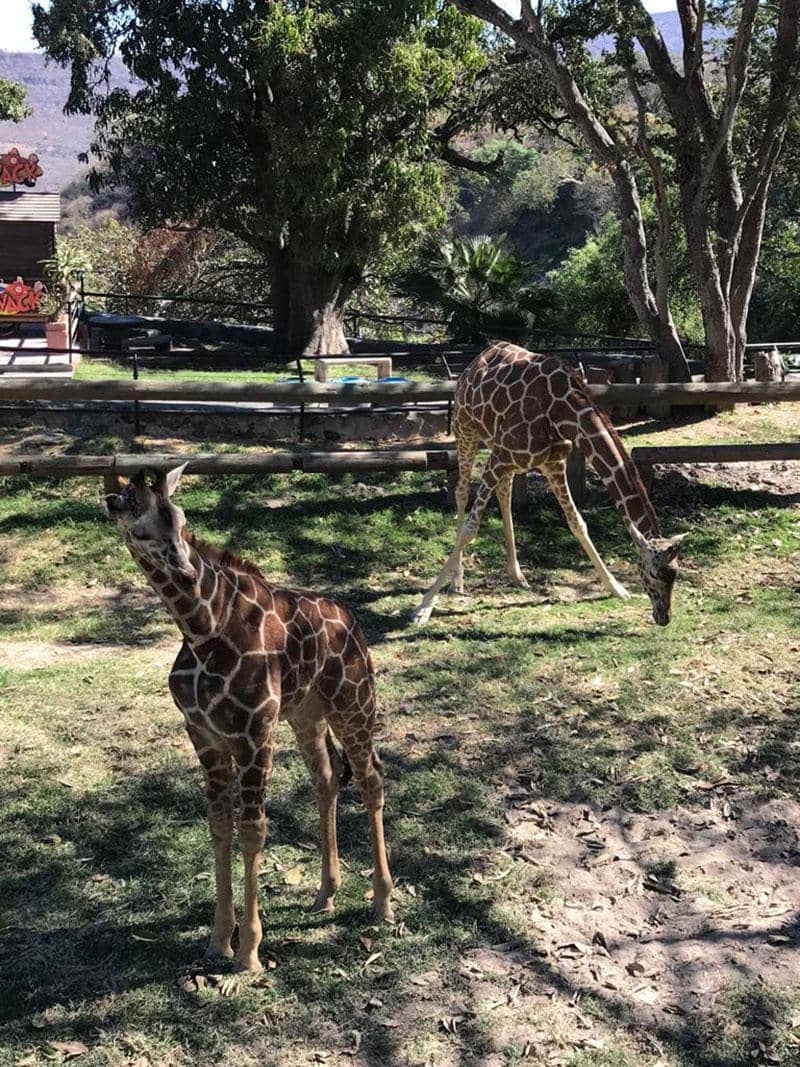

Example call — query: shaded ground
[1,404,799,1066]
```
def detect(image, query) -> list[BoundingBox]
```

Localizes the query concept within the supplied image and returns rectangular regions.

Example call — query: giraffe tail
[326,727,352,788]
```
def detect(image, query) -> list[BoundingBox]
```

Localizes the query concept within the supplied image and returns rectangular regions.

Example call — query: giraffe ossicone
[104,464,394,975]
[413,342,686,627]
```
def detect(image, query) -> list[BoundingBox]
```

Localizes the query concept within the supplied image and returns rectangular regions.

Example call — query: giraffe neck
[129,536,230,645]
[572,405,661,542]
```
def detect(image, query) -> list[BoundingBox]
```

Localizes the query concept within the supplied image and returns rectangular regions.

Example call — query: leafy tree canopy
[33,0,487,350]
[0,78,31,123]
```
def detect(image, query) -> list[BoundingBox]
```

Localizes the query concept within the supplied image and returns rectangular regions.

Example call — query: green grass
[74,357,438,384]
[1,461,799,1065]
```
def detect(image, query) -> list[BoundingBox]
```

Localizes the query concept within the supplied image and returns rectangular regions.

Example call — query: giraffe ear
[666,532,688,559]
[163,462,188,499]
[629,525,649,551]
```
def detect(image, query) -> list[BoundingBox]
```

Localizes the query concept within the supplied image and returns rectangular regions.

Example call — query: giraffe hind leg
[325,706,394,924]
[291,714,343,914]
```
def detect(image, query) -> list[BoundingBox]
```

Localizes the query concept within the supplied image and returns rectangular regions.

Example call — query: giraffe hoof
[204,944,235,963]
[607,583,632,600]
[411,604,433,627]
[232,956,263,976]
[370,900,395,924]
[308,893,336,914]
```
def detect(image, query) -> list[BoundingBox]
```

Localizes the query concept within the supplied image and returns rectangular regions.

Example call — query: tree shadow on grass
[2,714,799,1066]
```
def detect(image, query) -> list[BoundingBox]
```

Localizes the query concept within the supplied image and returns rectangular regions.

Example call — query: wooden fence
[3,377,800,406]
[0,447,459,478]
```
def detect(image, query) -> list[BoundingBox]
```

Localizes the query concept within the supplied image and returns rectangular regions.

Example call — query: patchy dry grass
[1,408,800,1066]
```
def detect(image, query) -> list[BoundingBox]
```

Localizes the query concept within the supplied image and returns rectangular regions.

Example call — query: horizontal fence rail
[3,378,800,406]
[0,448,460,478]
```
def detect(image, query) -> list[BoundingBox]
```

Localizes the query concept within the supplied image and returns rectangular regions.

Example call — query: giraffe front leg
[233,734,274,974]
[412,455,509,625]
[186,725,236,961]
[542,461,632,600]
[412,515,479,625]
[496,472,528,588]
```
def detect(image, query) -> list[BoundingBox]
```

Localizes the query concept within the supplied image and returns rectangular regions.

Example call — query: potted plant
[41,288,68,349]
[40,246,85,353]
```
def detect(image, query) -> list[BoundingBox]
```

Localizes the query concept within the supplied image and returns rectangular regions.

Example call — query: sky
[2,0,678,53]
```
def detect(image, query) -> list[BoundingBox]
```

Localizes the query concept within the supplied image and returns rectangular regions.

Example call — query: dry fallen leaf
[49,1041,89,1058]
[283,865,305,886]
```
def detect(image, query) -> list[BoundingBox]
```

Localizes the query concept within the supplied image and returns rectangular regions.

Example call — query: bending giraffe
[413,342,686,627]
[104,466,393,975]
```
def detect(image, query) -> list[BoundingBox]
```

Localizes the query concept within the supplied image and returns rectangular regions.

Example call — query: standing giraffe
[413,342,686,626]
[103,466,393,975]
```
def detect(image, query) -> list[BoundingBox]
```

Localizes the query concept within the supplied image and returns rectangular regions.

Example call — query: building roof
[0,192,61,223]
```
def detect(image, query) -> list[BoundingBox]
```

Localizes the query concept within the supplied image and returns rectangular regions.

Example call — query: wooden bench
[632,442,800,490]
[314,356,392,382]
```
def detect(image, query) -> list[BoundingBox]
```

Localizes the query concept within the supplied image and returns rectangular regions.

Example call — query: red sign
[0,277,44,316]
[0,147,44,188]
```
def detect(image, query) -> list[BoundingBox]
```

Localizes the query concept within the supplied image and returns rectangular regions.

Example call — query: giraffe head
[103,464,197,584]
[630,529,687,626]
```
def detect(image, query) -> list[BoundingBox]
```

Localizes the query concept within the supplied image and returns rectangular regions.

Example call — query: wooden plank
[2,377,800,407]
[0,448,461,478]
[631,441,800,491]
[590,381,800,405]
[0,377,458,404]
[301,450,430,472]
[632,442,800,466]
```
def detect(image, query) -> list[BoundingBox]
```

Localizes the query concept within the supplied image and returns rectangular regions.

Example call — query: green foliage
[455,136,614,269]
[549,207,704,343]
[749,221,800,342]
[33,0,487,347]
[397,233,558,342]
[460,140,559,230]
[0,77,31,123]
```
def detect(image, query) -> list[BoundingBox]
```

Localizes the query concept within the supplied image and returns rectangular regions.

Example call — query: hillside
[0,52,135,191]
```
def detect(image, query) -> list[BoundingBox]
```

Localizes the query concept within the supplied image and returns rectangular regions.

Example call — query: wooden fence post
[640,354,669,418]
[754,347,785,383]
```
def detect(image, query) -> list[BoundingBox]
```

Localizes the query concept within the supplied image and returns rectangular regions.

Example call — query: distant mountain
[0,52,135,191]
[592,10,728,56]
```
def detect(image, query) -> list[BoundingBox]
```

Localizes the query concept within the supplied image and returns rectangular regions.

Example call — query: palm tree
[397,234,558,343]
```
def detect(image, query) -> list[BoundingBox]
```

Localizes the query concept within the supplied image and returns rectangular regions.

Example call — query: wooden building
[0,149,61,320]
[0,192,60,278]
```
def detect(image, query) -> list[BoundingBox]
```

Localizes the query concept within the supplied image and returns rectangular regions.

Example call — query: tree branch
[692,0,757,212]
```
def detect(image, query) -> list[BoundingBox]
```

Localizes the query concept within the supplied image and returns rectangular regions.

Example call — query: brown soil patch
[500,792,800,1043]
[0,637,176,670]
[0,581,154,615]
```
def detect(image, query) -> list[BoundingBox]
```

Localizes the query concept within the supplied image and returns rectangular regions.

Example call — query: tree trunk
[269,247,352,355]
